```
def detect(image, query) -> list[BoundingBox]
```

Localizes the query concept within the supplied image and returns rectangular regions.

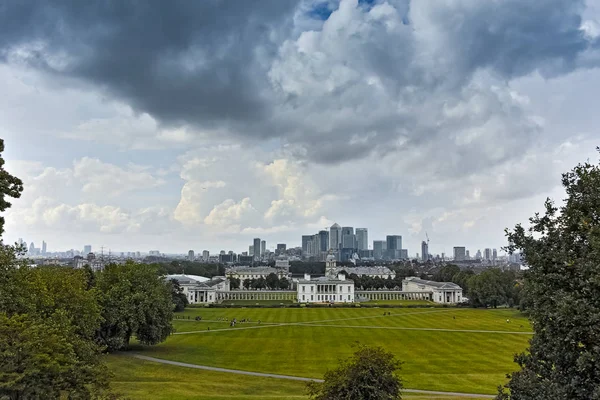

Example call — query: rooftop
[405,277,462,290]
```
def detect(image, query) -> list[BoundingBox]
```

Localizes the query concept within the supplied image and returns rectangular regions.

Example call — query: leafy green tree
[95,262,173,351]
[307,344,403,400]
[467,269,516,308]
[243,278,251,290]
[265,273,280,289]
[278,277,290,289]
[0,139,23,237]
[452,269,474,295]
[498,153,600,400]
[432,265,460,282]
[229,277,241,289]
[170,279,188,312]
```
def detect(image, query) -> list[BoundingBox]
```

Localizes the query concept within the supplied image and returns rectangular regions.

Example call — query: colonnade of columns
[217,290,296,301]
[355,291,432,301]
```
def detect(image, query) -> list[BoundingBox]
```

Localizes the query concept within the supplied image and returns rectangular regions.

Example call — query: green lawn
[128,308,531,396]
[219,300,295,305]
[107,354,492,400]
[359,299,435,306]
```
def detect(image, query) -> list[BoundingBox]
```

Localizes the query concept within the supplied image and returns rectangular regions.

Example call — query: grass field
[359,299,435,306]
[107,354,492,400]
[122,308,531,398]
[218,300,295,305]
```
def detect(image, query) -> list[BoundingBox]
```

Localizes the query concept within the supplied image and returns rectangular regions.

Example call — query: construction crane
[425,232,430,246]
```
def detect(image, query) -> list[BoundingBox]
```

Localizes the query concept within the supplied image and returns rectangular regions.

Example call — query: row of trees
[236,273,290,290]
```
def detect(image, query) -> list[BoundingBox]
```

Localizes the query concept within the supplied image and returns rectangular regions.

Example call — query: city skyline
[2,1,599,255]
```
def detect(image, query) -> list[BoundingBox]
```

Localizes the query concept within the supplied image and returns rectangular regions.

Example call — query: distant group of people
[383,312,392,316]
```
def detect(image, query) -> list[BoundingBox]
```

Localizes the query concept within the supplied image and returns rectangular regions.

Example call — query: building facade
[297,273,355,303]
[330,223,342,250]
[453,247,466,261]
[402,277,463,304]
[356,228,368,250]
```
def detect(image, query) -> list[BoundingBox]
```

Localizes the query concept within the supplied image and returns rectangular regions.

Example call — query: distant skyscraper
[341,227,355,249]
[356,228,368,250]
[329,223,342,250]
[261,240,266,256]
[29,242,35,255]
[492,248,498,261]
[253,238,261,261]
[484,248,492,261]
[318,230,329,252]
[466,250,470,259]
[400,249,408,259]
[476,249,482,260]
[421,241,428,261]
[386,235,402,259]
[373,240,386,259]
[276,243,286,255]
[41,241,47,255]
[188,250,194,261]
[202,250,210,261]
[453,247,466,261]
[249,245,254,256]
[302,235,312,256]
[83,245,92,255]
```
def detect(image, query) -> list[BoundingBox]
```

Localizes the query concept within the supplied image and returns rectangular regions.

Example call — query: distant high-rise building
[492,248,498,261]
[253,238,261,260]
[356,228,368,250]
[400,249,408,259]
[341,227,355,249]
[373,240,386,259]
[83,245,92,255]
[276,243,286,255]
[261,240,266,256]
[484,248,492,261]
[386,235,402,259]
[302,235,312,256]
[466,250,470,260]
[318,230,329,252]
[249,245,254,256]
[41,241,47,255]
[188,250,195,261]
[421,241,429,261]
[220,250,226,255]
[29,242,35,255]
[329,223,342,250]
[476,249,482,260]
[202,250,209,261]
[453,247,466,261]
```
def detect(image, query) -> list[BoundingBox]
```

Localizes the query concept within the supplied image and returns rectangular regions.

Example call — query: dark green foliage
[432,264,460,282]
[156,261,224,278]
[467,268,520,308]
[171,279,189,312]
[498,152,600,399]
[0,248,111,399]
[452,269,475,295]
[95,261,174,351]
[229,277,241,289]
[307,344,403,400]
[0,139,23,237]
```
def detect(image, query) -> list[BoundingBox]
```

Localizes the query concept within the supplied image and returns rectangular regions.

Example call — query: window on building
[302,295,305,300]
[302,286,305,293]
[439,295,442,302]
[311,286,314,292]
[311,295,314,301]
[348,295,351,300]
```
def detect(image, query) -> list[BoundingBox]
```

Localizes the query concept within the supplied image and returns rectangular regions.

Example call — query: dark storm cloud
[0,0,298,130]
[0,0,598,165]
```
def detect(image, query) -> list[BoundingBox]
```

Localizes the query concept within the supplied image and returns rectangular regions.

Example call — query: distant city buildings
[421,241,429,261]
[202,250,210,261]
[276,243,286,255]
[453,247,466,261]
[386,235,402,259]
[260,240,266,257]
[373,240,386,259]
[253,238,261,261]
[329,223,342,250]
[83,245,92,255]
[188,250,195,261]
[484,248,492,261]
[356,228,368,250]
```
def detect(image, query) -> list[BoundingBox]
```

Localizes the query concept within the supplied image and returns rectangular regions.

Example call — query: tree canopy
[307,344,403,400]
[0,139,23,237]
[498,151,600,399]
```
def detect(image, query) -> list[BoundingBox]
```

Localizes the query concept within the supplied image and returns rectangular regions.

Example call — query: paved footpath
[131,354,495,399]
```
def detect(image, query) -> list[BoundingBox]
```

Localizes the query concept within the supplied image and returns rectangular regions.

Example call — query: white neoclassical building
[167,274,230,304]
[297,273,355,304]
[402,277,463,304]
[225,266,292,282]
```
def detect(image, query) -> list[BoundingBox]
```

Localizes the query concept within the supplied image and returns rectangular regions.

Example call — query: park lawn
[136,308,531,395]
[107,354,492,400]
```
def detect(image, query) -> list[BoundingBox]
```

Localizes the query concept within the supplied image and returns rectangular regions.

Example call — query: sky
[1,0,600,255]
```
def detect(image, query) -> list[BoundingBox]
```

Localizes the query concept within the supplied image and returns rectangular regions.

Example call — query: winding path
[131,354,495,398]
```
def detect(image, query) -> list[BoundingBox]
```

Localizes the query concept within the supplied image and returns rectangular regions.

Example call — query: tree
[307,344,403,400]
[95,262,173,351]
[467,269,516,308]
[498,152,600,400]
[0,139,23,236]
[229,277,241,290]
[170,278,188,312]
[278,277,290,290]
[432,264,460,282]
[243,278,251,290]
[265,273,280,289]
[452,269,474,295]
